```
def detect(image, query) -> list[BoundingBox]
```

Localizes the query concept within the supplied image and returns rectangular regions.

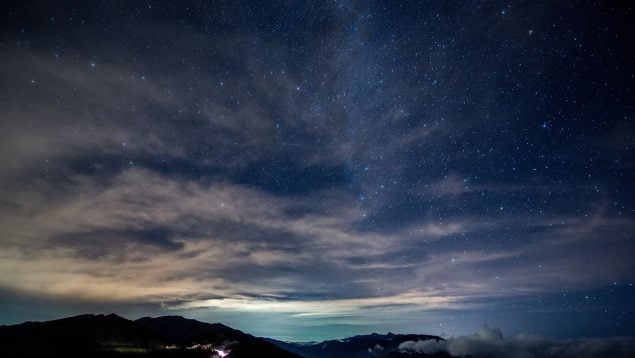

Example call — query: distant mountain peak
[267,332,446,358]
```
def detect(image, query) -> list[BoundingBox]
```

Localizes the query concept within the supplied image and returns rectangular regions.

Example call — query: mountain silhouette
[136,315,299,357]
[0,313,299,357]
[0,313,447,357]
[267,332,448,358]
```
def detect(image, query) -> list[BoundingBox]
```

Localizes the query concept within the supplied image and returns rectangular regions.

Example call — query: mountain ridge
[266,332,447,358]
[0,313,299,357]
[0,313,446,357]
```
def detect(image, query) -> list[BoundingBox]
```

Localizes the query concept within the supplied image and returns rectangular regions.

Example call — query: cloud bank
[399,326,635,358]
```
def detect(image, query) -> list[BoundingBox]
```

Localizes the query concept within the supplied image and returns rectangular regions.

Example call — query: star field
[0,0,633,341]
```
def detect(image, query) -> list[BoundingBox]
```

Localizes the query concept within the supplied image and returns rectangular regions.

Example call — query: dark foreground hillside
[137,315,300,357]
[0,313,299,358]
[0,313,450,357]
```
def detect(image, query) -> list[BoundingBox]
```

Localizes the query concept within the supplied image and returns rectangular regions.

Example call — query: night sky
[1,0,634,342]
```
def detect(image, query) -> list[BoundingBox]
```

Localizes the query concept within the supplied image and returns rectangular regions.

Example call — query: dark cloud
[50,227,184,260]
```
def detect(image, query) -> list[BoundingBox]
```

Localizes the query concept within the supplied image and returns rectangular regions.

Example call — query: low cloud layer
[399,326,635,358]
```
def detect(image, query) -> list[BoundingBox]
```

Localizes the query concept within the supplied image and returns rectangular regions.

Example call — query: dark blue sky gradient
[0,0,633,341]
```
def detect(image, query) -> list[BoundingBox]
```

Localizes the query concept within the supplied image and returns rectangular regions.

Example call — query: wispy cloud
[0,4,633,340]
[1,165,631,318]
[171,291,473,316]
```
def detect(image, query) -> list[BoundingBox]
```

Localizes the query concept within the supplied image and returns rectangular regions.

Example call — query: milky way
[0,1,633,341]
